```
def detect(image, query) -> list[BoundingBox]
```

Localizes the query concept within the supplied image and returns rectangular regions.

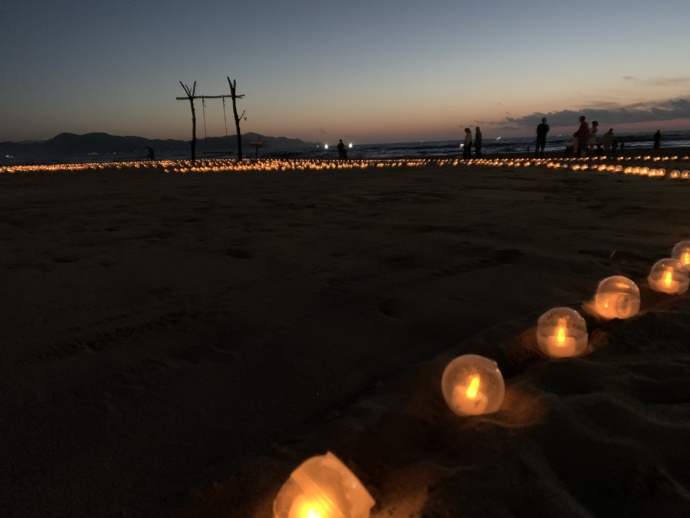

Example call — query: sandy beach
[2,151,690,518]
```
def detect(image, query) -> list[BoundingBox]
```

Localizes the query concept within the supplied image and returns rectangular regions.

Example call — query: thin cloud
[496,98,690,128]
[622,75,690,86]
[647,77,690,87]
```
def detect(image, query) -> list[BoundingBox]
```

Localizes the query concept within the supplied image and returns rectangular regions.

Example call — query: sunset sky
[2,0,689,145]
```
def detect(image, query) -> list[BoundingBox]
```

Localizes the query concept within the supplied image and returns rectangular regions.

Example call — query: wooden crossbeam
[175,94,244,100]
[177,79,245,162]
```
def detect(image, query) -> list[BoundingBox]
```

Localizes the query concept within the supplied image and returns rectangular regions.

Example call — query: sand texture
[2,157,690,517]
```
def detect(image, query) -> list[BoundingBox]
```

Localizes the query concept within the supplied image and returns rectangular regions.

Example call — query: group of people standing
[461,127,483,159]
[460,115,640,159]
[572,116,620,157]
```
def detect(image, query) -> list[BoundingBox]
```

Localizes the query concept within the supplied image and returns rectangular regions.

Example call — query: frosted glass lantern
[273,452,375,518]
[536,307,588,358]
[671,241,690,268]
[647,258,689,295]
[441,354,505,416]
[594,276,641,319]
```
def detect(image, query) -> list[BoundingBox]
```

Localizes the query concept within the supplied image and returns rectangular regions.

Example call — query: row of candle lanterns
[443,240,690,418]
[2,154,688,175]
[272,240,690,518]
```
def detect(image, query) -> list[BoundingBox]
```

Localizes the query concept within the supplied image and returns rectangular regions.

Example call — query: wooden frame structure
[176,77,245,162]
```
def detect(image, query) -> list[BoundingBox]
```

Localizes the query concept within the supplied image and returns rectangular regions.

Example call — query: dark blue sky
[2,0,689,144]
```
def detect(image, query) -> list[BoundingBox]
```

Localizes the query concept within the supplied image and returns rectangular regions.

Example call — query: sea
[3,130,690,166]
[320,130,690,161]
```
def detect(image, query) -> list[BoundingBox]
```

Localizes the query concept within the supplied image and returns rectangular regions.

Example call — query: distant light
[496,137,502,141]
[348,143,353,148]
[324,144,329,149]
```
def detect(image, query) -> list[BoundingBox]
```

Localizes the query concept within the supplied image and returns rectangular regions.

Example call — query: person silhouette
[588,121,599,152]
[653,130,661,149]
[575,116,590,157]
[337,139,347,160]
[461,128,472,159]
[602,128,614,153]
[474,127,483,157]
[535,117,549,158]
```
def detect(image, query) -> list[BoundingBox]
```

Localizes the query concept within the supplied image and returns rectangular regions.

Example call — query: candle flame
[556,325,566,345]
[663,271,673,287]
[291,498,326,518]
[683,252,690,265]
[466,375,480,399]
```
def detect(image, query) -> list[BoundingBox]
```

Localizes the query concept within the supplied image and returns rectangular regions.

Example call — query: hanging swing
[201,98,208,149]
[222,97,230,149]
[200,97,231,156]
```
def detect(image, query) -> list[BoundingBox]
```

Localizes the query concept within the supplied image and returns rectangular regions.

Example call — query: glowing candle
[441,354,505,416]
[289,494,329,518]
[546,318,577,357]
[593,276,640,319]
[537,307,588,358]
[451,373,488,415]
[671,241,690,268]
[648,258,689,295]
[273,452,375,518]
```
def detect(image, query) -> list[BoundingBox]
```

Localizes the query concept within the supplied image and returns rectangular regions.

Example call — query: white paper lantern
[441,354,505,416]
[647,258,689,295]
[671,241,690,269]
[273,452,375,518]
[536,307,588,358]
[593,276,641,319]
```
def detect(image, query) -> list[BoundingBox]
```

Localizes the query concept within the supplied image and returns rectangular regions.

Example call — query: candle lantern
[647,258,689,295]
[273,451,375,518]
[536,307,588,358]
[441,354,505,416]
[671,241,690,268]
[593,276,640,319]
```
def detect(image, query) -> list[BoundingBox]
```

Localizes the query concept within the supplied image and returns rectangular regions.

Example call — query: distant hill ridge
[0,132,315,159]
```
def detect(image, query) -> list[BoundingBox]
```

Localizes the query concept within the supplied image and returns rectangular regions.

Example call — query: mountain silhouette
[1,132,315,162]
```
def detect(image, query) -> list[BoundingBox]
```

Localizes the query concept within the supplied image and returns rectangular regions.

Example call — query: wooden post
[250,138,263,159]
[227,78,245,161]
[178,81,197,162]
